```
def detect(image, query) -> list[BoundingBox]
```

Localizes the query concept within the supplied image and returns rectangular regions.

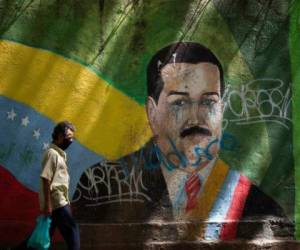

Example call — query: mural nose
[187,102,202,126]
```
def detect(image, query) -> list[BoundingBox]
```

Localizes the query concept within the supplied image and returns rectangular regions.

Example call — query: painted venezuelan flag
[0,39,151,243]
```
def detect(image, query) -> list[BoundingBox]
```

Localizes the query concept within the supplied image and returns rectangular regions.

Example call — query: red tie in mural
[185,173,201,212]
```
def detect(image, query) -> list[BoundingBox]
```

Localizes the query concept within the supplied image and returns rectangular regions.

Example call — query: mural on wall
[73,42,291,240]
[0,0,298,245]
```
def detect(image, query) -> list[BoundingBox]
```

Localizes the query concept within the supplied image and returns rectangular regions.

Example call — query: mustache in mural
[180,126,212,138]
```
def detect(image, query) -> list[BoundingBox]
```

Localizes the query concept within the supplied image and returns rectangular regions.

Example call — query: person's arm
[41,177,52,215]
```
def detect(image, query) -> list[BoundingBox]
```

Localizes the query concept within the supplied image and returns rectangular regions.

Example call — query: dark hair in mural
[52,121,75,140]
[147,42,225,103]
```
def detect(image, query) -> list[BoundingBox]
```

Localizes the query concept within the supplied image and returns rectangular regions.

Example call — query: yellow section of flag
[0,40,152,159]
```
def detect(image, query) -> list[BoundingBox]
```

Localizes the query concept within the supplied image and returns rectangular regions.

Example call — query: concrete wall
[0,0,298,249]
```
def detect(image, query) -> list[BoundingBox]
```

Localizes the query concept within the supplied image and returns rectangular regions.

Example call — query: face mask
[60,138,73,150]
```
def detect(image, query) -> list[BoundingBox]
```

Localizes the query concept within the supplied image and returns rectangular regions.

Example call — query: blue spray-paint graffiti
[119,131,238,171]
[74,131,239,206]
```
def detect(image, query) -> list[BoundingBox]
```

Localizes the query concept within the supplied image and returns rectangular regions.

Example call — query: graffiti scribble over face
[147,62,223,171]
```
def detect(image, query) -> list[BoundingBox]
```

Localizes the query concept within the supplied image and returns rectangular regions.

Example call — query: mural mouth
[180,126,212,138]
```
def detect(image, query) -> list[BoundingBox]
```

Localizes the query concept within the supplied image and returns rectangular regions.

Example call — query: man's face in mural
[147,62,223,171]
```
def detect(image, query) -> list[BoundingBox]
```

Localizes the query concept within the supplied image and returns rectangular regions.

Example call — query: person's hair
[52,121,75,141]
[147,42,224,103]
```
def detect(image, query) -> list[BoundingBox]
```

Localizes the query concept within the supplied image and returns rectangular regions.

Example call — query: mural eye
[200,99,216,107]
[173,99,187,107]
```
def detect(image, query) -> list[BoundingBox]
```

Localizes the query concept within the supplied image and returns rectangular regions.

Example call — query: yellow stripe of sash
[184,159,229,239]
[0,40,152,159]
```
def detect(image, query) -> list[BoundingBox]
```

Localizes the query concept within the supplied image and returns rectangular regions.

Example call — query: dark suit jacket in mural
[73,141,292,240]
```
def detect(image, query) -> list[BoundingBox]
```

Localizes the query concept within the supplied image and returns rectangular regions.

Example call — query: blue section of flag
[0,95,102,197]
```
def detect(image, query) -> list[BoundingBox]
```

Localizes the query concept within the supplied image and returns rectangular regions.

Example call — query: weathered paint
[0,0,295,247]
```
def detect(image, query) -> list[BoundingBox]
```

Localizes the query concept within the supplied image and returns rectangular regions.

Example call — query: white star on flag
[33,129,41,140]
[7,109,17,121]
[43,142,50,150]
[21,116,30,127]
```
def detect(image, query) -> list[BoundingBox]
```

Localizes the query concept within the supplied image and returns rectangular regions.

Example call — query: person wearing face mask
[13,121,79,250]
[39,121,79,250]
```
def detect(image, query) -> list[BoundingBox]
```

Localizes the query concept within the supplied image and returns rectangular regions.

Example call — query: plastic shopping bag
[27,215,52,250]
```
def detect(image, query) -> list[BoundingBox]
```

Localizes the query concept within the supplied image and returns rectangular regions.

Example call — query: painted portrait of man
[146,43,223,173]
[74,42,289,240]
[145,42,226,217]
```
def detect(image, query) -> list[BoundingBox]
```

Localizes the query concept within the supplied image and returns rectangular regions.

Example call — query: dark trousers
[13,205,80,250]
[50,205,80,250]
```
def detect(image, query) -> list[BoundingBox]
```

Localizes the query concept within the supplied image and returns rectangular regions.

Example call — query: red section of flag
[220,175,251,240]
[185,173,201,212]
[0,165,39,244]
[0,165,62,246]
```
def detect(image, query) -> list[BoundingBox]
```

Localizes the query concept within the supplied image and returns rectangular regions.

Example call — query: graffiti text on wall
[74,133,238,206]
[223,79,291,129]
[73,161,151,205]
